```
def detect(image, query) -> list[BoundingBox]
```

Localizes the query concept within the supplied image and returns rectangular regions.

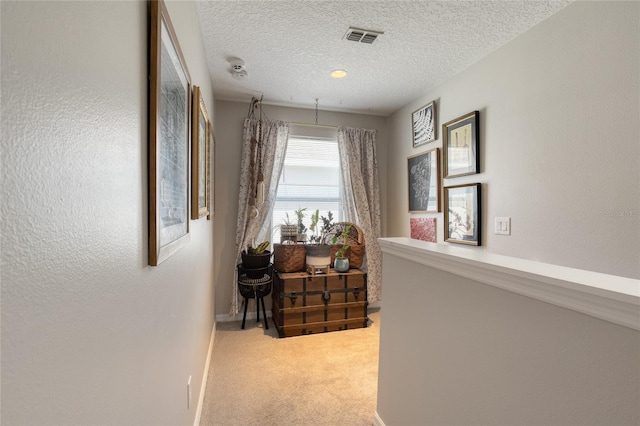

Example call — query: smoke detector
[229,58,248,79]
[343,27,383,44]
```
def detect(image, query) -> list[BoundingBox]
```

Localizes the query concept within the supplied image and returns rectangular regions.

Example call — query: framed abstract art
[412,100,436,147]
[408,148,440,213]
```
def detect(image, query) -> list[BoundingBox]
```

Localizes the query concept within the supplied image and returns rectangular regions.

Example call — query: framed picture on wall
[410,217,437,243]
[408,148,440,213]
[207,121,214,220]
[444,183,481,245]
[443,111,480,178]
[191,85,210,220]
[412,100,436,147]
[148,0,192,266]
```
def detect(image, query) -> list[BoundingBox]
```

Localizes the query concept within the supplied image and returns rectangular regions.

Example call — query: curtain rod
[290,121,338,130]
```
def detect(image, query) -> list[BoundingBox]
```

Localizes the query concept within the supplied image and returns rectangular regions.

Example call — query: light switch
[495,217,511,235]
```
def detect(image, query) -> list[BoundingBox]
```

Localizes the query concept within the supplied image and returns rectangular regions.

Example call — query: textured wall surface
[1,1,215,424]
[386,1,640,279]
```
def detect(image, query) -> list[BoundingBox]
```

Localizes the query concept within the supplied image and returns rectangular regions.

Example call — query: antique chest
[271,269,368,338]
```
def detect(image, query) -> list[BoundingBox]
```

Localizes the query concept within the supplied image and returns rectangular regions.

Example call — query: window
[271,136,342,243]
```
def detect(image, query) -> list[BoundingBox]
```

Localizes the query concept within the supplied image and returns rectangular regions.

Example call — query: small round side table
[237,264,272,330]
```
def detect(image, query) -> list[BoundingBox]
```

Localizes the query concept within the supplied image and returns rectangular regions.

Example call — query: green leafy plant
[282,213,293,226]
[320,211,334,235]
[308,209,323,244]
[331,224,352,258]
[247,240,270,254]
[294,207,307,235]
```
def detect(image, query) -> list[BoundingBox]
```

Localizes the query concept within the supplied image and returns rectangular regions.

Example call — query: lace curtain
[231,118,290,315]
[337,126,382,303]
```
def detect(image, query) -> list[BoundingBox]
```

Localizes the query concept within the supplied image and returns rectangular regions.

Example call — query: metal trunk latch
[288,292,298,306]
[322,290,331,303]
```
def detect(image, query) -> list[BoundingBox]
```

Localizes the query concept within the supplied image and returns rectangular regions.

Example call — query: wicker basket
[328,222,365,269]
[273,243,306,272]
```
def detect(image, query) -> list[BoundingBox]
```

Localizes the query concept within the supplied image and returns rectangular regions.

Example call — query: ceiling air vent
[344,27,383,44]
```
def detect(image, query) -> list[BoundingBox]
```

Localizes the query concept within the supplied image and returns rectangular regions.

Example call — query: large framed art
[148,0,192,266]
[443,111,479,178]
[408,148,440,213]
[191,85,210,220]
[444,183,481,246]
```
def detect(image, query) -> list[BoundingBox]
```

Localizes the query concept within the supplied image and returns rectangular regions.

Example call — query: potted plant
[241,240,271,278]
[294,207,307,242]
[331,224,351,272]
[305,210,331,273]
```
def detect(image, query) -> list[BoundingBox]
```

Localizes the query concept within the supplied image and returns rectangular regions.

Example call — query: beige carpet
[199,308,381,426]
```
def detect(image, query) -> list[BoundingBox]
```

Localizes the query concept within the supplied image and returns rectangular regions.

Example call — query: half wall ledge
[378,237,640,330]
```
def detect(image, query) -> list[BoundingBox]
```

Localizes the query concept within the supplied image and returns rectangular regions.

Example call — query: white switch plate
[495,217,511,235]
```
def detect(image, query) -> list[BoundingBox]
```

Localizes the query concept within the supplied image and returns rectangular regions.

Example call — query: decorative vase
[334,257,349,272]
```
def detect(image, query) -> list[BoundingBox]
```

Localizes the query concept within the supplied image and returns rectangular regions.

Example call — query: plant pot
[241,250,271,278]
[280,225,298,242]
[334,257,349,272]
[305,244,331,269]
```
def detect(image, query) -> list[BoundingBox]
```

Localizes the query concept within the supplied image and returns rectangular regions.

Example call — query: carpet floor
[198,308,381,426]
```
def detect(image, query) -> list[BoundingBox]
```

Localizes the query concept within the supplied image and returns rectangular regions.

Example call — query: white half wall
[386,1,640,279]
[376,241,640,425]
[1,1,215,424]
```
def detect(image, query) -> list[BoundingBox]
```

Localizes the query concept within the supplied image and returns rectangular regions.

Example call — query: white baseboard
[215,310,272,323]
[372,411,385,426]
[193,321,216,426]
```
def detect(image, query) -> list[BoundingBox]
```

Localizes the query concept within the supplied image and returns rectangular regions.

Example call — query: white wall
[212,100,387,317]
[386,1,639,279]
[1,1,215,424]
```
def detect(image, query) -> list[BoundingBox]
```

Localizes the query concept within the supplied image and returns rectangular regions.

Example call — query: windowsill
[379,237,640,330]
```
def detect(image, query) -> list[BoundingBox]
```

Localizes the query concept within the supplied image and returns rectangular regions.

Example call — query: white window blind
[271,136,342,242]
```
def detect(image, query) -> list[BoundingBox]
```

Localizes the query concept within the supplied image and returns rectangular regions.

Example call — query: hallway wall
[1,1,215,424]
[385,0,639,279]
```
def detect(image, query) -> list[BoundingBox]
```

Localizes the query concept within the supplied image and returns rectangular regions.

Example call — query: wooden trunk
[272,269,368,338]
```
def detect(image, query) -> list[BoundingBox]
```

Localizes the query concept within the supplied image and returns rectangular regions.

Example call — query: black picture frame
[412,100,436,147]
[444,183,481,246]
[148,0,192,266]
[408,148,440,213]
[443,111,480,178]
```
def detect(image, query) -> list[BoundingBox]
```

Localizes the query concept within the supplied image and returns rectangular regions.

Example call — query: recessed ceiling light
[330,69,347,79]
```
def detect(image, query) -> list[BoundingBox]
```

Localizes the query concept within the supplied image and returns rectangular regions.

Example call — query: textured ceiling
[196,0,572,116]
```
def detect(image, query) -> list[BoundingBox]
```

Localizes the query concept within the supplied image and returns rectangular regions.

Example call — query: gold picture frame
[191,86,210,219]
[207,122,214,220]
[148,0,192,265]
